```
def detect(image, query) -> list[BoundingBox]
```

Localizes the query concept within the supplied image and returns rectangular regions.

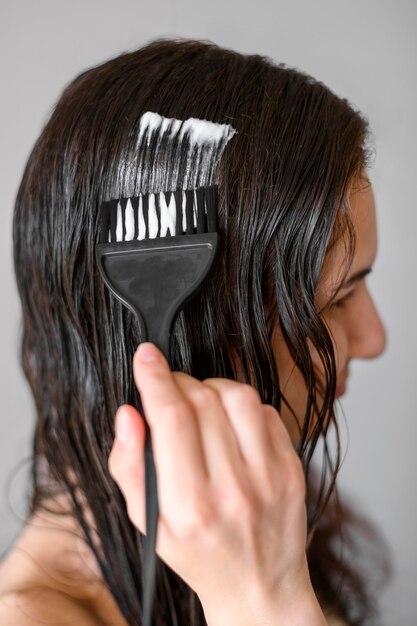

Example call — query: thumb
[108,404,147,533]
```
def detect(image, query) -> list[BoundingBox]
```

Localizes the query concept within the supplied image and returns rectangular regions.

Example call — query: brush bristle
[100,186,218,243]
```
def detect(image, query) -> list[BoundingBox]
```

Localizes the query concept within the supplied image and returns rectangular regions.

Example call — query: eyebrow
[342,267,372,289]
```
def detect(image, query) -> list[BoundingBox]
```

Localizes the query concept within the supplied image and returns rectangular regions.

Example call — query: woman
[0,38,390,625]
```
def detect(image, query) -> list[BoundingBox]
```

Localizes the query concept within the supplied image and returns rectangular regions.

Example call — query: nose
[348,286,387,360]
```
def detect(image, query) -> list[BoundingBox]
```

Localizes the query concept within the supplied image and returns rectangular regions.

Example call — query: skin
[0,173,385,626]
[273,174,386,442]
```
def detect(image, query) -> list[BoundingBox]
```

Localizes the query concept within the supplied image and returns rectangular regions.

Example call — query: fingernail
[136,342,159,363]
[115,407,131,444]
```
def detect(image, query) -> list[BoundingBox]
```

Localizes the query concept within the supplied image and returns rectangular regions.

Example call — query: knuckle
[227,384,261,413]
[190,385,218,408]
[263,403,280,420]
[201,378,263,409]
[217,481,257,523]
[239,384,261,405]
[264,404,287,436]
[176,498,216,537]
[173,371,193,384]
[202,376,231,386]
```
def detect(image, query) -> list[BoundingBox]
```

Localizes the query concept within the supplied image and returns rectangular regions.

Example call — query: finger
[261,403,296,455]
[173,372,246,486]
[108,404,147,533]
[132,343,208,519]
[201,378,276,467]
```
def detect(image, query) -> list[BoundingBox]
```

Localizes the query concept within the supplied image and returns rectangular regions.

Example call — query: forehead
[318,178,378,298]
[347,179,378,272]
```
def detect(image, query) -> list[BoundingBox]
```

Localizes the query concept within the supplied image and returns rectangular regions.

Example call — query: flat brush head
[99,185,218,244]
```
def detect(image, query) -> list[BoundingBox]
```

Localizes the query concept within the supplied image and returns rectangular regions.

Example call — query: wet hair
[13,38,390,625]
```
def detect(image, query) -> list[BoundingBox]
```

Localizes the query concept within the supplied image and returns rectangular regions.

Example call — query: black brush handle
[140,332,170,626]
[96,233,218,626]
[142,414,159,626]
[139,334,169,626]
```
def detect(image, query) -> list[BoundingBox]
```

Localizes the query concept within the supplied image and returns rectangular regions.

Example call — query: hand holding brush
[108,343,328,626]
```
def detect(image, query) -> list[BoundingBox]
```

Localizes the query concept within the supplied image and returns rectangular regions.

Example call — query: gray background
[1,1,416,624]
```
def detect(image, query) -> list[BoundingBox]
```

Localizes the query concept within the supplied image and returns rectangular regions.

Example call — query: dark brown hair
[12,38,390,625]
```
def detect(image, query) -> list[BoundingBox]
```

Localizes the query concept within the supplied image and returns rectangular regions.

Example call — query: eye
[330,290,354,309]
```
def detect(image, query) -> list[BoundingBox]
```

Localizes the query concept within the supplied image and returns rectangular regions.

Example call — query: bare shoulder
[0,586,105,625]
[0,504,109,625]
[0,513,128,626]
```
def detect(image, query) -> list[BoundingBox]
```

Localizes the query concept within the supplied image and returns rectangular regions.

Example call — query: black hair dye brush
[95,112,236,626]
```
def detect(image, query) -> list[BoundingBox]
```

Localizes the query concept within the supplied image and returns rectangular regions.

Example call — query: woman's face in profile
[273,172,387,444]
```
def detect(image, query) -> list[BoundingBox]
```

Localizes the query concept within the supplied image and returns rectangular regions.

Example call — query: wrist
[201,584,328,626]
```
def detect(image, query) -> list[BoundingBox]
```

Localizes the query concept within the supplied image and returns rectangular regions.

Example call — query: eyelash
[331,291,354,309]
